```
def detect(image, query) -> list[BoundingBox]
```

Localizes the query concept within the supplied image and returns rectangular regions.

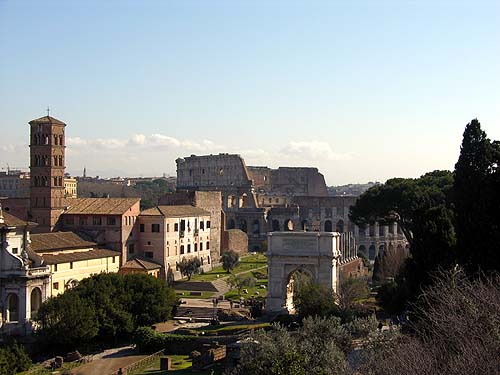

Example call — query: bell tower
[29,114,66,232]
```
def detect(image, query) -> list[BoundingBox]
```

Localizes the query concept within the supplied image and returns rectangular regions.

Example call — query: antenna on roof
[46,106,50,117]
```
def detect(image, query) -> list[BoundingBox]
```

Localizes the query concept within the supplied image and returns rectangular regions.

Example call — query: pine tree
[454,119,500,273]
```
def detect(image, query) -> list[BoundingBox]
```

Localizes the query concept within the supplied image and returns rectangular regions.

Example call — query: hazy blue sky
[1,0,499,185]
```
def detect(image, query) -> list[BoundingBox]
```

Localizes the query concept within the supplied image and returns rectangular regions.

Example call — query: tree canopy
[454,119,500,273]
[178,257,201,280]
[221,250,240,273]
[36,273,178,350]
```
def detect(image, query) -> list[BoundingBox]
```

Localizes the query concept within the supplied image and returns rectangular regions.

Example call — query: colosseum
[176,153,407,261]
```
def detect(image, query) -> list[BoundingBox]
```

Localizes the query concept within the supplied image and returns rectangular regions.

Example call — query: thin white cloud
[279,141,351,161]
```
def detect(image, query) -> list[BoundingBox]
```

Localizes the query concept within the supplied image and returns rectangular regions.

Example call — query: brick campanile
[29,115,66,232]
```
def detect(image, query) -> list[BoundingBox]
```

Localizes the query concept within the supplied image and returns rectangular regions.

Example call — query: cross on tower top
[46,106,50,117]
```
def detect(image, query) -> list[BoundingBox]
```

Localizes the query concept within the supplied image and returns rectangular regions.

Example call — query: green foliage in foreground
[0,343,31,375]
[36,273,178,351]
[227,316,365,375]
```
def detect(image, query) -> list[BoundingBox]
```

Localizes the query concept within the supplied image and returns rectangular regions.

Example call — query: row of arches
[4,287,42,323]
[270,219,345,233]
[227,218,261,234]
[358,243,407,261]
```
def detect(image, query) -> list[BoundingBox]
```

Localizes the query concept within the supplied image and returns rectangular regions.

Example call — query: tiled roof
[140,205,210,218]
[62,197,140,215]
[31,232,96,252]
[41,248,120,265]
[121,258,161,270]
[29,115,66,125]
[0,211,36,228]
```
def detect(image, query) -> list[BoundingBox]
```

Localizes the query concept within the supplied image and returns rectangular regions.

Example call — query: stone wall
[221,229,248,255]
[339,258,367,279]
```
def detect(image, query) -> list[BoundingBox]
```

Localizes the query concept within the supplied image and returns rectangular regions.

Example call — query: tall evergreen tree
[454,119,500,273]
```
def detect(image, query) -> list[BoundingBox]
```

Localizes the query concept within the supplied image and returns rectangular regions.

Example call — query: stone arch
[239,193,248,208]
[66,279,79,290]
[324,220,333,232]
[31,287,42,318]
[285,268,313,313]
[368,245,376,260]
[7,293,19,322]
[378,244,386,257]
[266,232,341,313]
[358,245,367,257]
[284,219,294,231]
[228,218,235,229]
[239,219,247,233]
[336,220,344,233]
[301,220,308,231]
[272,219,280,232]
[252,219,260,234]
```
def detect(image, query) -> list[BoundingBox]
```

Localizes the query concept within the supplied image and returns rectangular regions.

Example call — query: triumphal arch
[265,232,342,313]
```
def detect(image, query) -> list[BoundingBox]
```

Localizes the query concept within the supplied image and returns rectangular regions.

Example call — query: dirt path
[70,346,146,375]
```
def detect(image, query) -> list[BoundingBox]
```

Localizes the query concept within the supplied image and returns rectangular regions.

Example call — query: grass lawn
[190,253,267,282]
[175,291,215,299]
[18,361,81,375]
[224,268,268,301]
[131,355,224,375]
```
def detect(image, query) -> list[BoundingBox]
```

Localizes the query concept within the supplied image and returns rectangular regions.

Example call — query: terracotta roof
[31,232,96,252]
[62,198,140,215]
[140,205,210,218]
[0,211,36,228]
[41,248,120,265]
[29,115,66,125]
[121,258,161,270]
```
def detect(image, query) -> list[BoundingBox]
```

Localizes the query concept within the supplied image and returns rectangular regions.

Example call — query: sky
[0,0,499,185]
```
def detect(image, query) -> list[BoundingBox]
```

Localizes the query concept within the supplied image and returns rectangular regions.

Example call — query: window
[207,221,211,229]
[140,223,145,232]
[194,243,198,252]
[166,223,170,232]
[53,282,59,290]
[112,256,116,263]
[180,245,185,254]
[200,221,205,230]
[200,243,203,251]
[54,264,58,272]
[174,223,179,232]
[107,216,116,225]
[180,220,186,231]
[70,262,74,269]
[93,216,102,225]
[206,241,210,250]
[147,241,151,245]
[187,244,191,253]
[12,247,18,254]
[152,224,160,233]
[145,251,154,259]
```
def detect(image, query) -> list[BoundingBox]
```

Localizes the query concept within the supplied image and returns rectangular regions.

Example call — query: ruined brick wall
[339,258,368,279]
[269,167,328,197]
[176,154,253,190]
[221,229,248,255]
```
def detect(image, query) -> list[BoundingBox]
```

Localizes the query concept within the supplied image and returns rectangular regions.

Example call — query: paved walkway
[70,346,146,375]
